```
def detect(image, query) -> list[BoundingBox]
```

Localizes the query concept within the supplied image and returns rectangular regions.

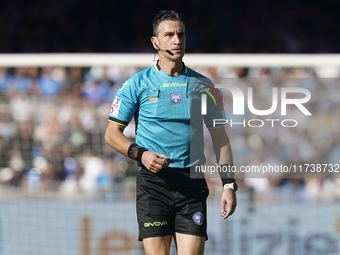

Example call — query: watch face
[130,148,139,159]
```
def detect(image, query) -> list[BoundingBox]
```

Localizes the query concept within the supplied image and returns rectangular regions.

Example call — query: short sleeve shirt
[108,63,224,168]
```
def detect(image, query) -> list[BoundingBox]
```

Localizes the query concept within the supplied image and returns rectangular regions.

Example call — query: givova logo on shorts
[144,221,168,227]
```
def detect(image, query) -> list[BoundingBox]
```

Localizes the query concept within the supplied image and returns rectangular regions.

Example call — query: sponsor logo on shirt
[169,91,182,104]
[110,96,122,117]
[163,83,187,87]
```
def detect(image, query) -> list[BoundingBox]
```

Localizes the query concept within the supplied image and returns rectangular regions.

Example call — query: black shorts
[136,167,209,241]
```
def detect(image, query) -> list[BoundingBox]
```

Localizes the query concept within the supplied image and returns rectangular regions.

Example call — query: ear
[151,37,159,50]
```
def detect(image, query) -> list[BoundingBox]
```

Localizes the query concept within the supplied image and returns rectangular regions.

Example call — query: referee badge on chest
[193,212,204,225]
[169,91,182,104]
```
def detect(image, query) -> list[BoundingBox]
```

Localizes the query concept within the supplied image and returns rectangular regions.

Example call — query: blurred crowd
[1,0,340,54]
[0,65,340,203]
[0,66,138,198]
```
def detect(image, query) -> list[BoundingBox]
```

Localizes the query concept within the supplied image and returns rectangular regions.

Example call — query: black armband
[219,164,236,186]
[128,143,148,163]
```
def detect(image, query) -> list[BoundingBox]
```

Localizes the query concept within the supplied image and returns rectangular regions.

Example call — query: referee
[105,10,237,255]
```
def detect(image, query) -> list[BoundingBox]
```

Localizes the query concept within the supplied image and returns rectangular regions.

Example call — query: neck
[158,56,183,76]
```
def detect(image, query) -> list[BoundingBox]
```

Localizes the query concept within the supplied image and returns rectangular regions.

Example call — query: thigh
[174,232,205,255]
[143,235,173,255]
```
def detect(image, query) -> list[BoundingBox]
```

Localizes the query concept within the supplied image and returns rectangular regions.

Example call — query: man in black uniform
[105,10,237,255]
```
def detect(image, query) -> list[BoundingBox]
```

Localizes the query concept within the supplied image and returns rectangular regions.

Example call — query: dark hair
[152,10,185,37]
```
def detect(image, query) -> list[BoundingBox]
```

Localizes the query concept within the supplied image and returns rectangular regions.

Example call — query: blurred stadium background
[1,1,340,255]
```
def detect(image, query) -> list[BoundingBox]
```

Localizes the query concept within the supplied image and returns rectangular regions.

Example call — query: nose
[173,33,181,44]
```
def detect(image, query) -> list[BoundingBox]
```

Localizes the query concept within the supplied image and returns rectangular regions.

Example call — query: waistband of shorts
[141,165,190,172]
[141,166,205,178]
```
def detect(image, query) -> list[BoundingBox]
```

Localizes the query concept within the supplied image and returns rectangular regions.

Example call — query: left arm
[209,127,237,219]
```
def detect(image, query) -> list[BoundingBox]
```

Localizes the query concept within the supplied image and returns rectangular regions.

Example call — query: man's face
[155,20,186,59]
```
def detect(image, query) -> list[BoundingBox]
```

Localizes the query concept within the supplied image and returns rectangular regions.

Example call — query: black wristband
[219,164,236,186]
[128,143,148,163]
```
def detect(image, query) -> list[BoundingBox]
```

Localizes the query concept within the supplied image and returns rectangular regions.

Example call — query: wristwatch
[129,145,142,159]
[223,182,238,191]
[128,143,148,163]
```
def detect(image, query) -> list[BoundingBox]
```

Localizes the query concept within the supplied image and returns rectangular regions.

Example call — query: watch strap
[223,182,238,191]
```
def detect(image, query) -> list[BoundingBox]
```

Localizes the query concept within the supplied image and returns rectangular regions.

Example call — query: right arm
[105,122,170,173]
[105,122,132,157]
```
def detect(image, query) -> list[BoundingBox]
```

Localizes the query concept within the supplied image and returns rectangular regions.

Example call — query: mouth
[171,49,183,53]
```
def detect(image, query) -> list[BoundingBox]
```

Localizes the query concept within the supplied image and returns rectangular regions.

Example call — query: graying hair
[152,10,185,37]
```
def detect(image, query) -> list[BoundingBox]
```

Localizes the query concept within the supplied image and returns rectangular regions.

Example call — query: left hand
[220,188,237,219]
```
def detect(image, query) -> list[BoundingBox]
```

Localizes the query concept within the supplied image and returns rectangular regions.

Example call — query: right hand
[141,151,170,173]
